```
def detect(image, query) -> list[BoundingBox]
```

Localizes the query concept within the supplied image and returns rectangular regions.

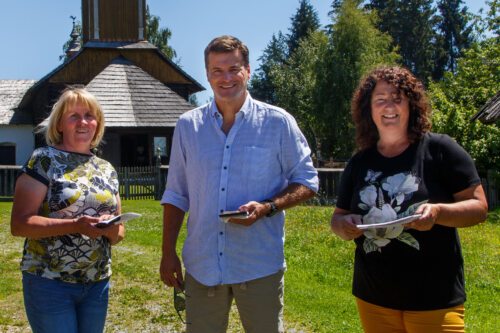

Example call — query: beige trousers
[185,270,284,333]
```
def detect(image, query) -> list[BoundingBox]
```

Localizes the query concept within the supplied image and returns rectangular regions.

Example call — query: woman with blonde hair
[11,87,124,333]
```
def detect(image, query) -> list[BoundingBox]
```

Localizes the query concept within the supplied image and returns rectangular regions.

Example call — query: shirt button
[220,232,223,235]
[226,145,229,149]
[221,188,225,191]
[219,252,223,256]
[220,209,224,213]
[223,166,227,170]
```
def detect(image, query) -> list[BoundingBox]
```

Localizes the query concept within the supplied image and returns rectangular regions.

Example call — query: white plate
[357,214,422,230]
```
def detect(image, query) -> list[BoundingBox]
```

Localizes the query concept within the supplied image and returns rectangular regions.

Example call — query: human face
[206,50,250,105]
[370,80,410,136]
[57,103,98,153]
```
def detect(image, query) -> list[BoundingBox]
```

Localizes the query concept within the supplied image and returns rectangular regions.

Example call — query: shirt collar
[209,92,253,119]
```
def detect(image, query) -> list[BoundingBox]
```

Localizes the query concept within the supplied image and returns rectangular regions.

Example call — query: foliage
[433,0,474,78]
[270,31,329,154]
[430,36,500,171]
[316,0,399,159]
[188,94,199,107]
[474,0,500,38]
[287,0,321,55]
[1,201,499,332]
[145,5,176,60]
[249,0,320,105]
[263,1,399,160]
[366,0,442,82]
[249,32,288,104]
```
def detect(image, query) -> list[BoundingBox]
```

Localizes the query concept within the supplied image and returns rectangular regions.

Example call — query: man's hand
[160,253,184,290]
[226,201,270,226]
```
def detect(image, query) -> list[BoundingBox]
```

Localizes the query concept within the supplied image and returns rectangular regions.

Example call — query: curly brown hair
[351,66,432,151]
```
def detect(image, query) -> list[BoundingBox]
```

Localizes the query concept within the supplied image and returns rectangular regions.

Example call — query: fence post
[487,169,498,209]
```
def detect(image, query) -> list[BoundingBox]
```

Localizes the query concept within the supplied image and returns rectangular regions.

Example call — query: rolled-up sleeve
[280,115,319,192]
[161,120,190,212]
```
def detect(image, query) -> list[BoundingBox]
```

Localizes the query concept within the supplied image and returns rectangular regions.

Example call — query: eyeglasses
[173,287,186,323]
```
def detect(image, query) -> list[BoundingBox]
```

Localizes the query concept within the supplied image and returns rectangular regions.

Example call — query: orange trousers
[356,297,465,333]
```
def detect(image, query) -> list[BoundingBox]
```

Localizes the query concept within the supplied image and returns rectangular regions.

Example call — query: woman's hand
[331,208,364,241]
[406,203,439,231]
[75,215,104,238]
[92,214,125,245]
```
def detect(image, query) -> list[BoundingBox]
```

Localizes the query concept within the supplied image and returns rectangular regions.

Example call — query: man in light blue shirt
[160,35,318,333]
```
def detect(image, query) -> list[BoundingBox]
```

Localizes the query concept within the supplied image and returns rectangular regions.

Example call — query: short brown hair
[45,87,105,149]
[204,35,250,69]
[351,66,432,151]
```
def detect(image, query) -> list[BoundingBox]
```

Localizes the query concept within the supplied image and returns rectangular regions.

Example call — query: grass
[0,201,498,332]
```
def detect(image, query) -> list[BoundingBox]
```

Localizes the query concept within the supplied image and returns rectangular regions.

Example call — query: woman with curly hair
[330,66,487,332]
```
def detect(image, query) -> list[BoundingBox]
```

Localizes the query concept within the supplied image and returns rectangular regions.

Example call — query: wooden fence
[0,166,21,199]
[117,166,165,200]
[1,165,500,209]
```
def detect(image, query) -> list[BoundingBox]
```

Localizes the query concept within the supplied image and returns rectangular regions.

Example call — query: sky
[0,0,490,104]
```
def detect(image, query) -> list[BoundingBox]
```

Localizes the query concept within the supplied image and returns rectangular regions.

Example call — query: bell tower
[82,0,146,43]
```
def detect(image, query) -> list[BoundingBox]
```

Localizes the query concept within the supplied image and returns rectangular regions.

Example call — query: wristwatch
[261,199,279,217]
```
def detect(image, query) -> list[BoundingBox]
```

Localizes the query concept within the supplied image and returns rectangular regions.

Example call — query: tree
[315,0,399,159]
[250,0,320,104]
[248,32,288,104]
[287,0,321,55]
[145,5,176,60]
[366,0,439,83]
[270,31,329,152]
[434,0,474,77]
[430,36,500,171]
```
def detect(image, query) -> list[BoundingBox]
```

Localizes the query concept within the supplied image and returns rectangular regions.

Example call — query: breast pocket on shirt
[242,146,276,197]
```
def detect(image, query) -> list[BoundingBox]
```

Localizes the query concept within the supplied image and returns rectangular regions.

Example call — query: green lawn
[0,201,498,332]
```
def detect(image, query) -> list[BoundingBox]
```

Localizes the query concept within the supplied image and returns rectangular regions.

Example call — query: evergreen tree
[287,0,321,55]
[366,0,439,83]
[248,32,288,104]
[250,0,321,104]
[434,0,474,77]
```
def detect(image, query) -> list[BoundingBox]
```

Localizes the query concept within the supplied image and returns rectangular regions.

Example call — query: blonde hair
[45,88,105,149]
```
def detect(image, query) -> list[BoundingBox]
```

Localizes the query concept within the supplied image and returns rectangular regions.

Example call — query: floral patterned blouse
[20,146,119,283]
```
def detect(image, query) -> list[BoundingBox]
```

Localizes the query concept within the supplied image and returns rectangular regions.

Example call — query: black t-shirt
[336,132,481,310]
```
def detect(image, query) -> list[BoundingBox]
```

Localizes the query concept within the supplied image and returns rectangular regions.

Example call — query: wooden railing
[0,166,21,199]
[2,165,500,209]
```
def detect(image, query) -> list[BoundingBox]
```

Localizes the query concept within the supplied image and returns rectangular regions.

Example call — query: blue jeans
[22,272,109,333]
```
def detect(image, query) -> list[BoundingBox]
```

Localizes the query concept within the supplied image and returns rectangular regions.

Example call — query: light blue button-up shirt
[161,94,318,286]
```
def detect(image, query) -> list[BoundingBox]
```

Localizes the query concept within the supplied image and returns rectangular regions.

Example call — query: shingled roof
[471,91,500,124]
[0,80,36,125]
[85,57,193,127]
